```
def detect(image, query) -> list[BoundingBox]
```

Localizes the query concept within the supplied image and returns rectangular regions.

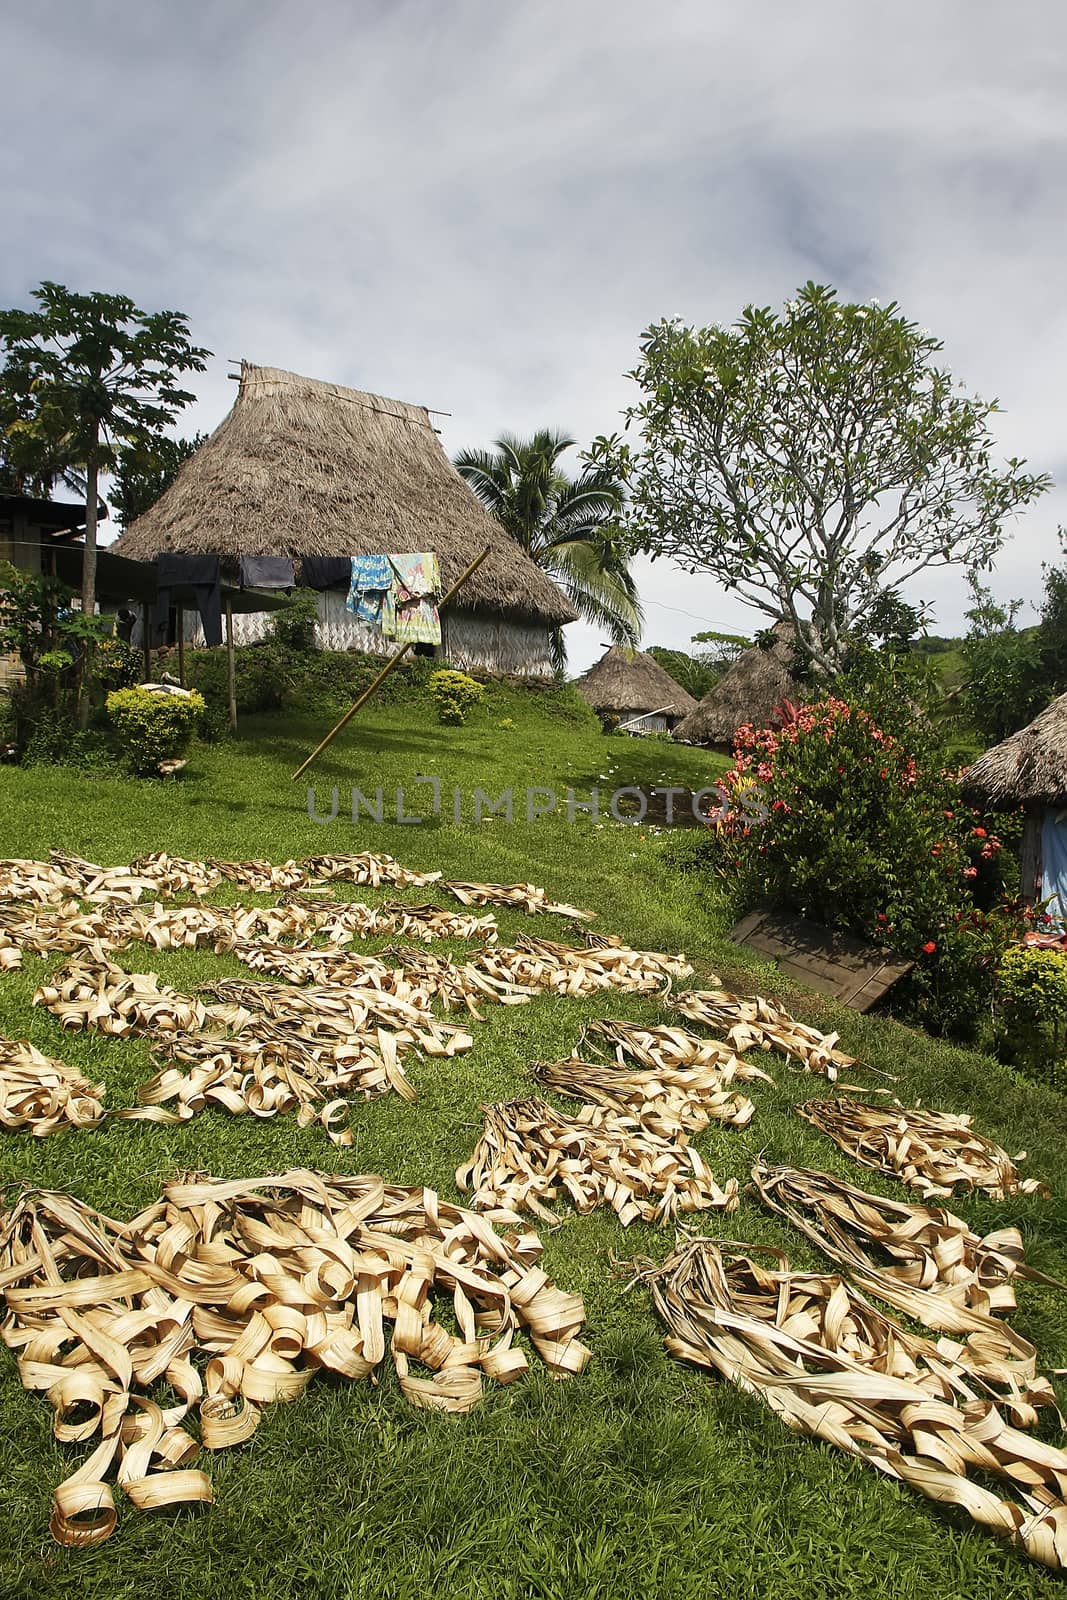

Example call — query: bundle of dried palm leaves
[444,880,594,921]
[750,1161,1055,1390]
[225,941,399,988]
[0,1037,106,1135]
[235,942,538,1013]
[532,1055,756,1135]
[203,976,471,1055]
[672,989,856,1078]
[135,1022,432,1140]
[0,1171,590,1547]
[637,1239,1067,1569]
[0,901,116,969]
[578,1018,773,1082]
[796,1097,1050,1200]
[457,1096,739,1225]
[33,951,209,1037]
[481,934,692,998]
[302,852,442,888]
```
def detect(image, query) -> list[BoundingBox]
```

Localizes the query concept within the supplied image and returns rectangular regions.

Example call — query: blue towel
[346,554,392,622]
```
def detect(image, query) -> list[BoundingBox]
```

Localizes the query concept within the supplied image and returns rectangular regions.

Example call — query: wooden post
[291,546,492,781]
[225,597,237,732]
[142,604,152,683]
[1020,808,1044,905]
[177,606,186,688]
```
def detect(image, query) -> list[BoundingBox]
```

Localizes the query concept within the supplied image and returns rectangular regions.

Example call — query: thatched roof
[112,363,575,626]
[672,623,802,747]
[960,692,1067,810]
[576,647,698,718]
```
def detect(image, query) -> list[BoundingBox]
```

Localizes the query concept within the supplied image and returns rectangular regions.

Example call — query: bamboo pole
[225,598,237,733]
[177,607,186,689]
[142,605,152,684]
[291,546,492,782]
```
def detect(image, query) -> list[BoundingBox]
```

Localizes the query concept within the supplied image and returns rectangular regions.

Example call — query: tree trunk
[76,435,99,729]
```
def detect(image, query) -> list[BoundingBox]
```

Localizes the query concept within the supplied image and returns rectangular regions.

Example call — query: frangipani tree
[593,284,1049,676]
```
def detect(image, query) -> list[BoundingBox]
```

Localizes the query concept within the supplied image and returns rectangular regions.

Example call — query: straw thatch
[672,623,802,749]
[113,364,574,627]
[576,647,697,726]
[960,692,1067,811]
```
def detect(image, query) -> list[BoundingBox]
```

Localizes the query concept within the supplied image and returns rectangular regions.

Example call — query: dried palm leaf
[480,934,692,998]
[202,976,472,1056]
[0,1172,589,1547]
[672,989,857,1079]
[444,880,594,921]
[33,951,208,1037]
[750,1161,1056,1394]
[797,1097,1050,1201]
[578,1018,773,1083]
[302,852,442,888]
[636,1239,1067,1569]
[0,1037,106,1135]
[457,1096,739,1225]
[532,1055,756,1135]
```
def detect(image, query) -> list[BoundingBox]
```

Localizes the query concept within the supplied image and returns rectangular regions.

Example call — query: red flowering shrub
[703,697,1027,1037]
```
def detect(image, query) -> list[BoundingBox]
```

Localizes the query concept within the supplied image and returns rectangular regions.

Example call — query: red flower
[972,827,987,839]
[922,940,937,954]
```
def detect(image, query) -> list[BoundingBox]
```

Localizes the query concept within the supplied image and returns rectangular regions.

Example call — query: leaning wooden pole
[291,546,492,782]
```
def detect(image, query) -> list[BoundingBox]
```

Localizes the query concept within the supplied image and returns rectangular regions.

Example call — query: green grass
[1,679,1065,1600]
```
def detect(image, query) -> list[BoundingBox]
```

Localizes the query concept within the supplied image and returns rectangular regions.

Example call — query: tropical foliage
[594,283,1048,675]
[454,428,641,665]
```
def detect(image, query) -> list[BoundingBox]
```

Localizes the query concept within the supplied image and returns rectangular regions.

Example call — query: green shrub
[427,669,485,725]
[996,946,1067,1091]
[105,687,205,774]
[700,695,1026,1038]
[271,588,319,653]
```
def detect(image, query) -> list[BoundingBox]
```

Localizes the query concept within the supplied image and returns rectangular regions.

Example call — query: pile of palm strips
[0,1171,590,1548]
[532,1054,757,1135]
[672,988,856,1079]
[302,852,443,889]
[204,976,469,1050]
[234,942,538,1013]
[637,1239,1067,1569]
[444,880,594,921]
[797,1097,1050,1200]
[479,933,692,998]
[578,1017,771,1080]
[0,1037,106,1135]
[34,951,209,1037]
[457,1096,739,1224]
[751,1161,1054,1391]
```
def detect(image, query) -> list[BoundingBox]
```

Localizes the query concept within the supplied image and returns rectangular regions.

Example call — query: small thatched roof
[672,623,802,747]
[960,692,1067,810]
[112,363,575,626]
[576,647,698,718]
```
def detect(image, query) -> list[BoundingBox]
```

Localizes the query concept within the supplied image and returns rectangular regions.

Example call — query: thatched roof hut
[959,694,1067,811]
[112,363,575,675]
[576,647,697,732]
[672,623,802,750]
[960,693,1067,910]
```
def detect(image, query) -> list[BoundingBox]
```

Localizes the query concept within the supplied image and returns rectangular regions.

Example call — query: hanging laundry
[346,554,393,623]
[239,555,295,590]
[155,553,223,647]
[382,551,442,646]
[299,556,351,590]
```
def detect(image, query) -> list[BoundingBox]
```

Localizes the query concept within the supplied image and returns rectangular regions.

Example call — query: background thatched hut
[960,691,1067,914]
[576,646,697,733]
[672,623,802,751]
[112,363,575,676]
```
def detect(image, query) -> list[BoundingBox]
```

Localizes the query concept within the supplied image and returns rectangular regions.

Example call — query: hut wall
[616,711,669,733]
[441,611,555,678]
[173,596,555,676]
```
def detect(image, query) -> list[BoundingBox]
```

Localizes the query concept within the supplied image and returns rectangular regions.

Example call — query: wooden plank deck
[729,907,914,1011]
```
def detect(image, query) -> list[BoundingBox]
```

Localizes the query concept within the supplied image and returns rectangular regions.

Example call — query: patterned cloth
[346,554,393,622]
[382,551,442,645]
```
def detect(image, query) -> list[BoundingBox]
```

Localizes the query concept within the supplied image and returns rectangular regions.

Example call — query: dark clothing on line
[299,556,350,590]
[239,555,295,590]
[155,552,223,647]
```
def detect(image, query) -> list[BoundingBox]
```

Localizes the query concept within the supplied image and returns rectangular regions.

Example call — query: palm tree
[453,429,642,666]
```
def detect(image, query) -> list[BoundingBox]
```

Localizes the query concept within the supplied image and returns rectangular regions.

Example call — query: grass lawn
[0,677,1065,1600]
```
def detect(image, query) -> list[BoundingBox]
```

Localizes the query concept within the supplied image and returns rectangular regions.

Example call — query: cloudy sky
[3,0,1065,670]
